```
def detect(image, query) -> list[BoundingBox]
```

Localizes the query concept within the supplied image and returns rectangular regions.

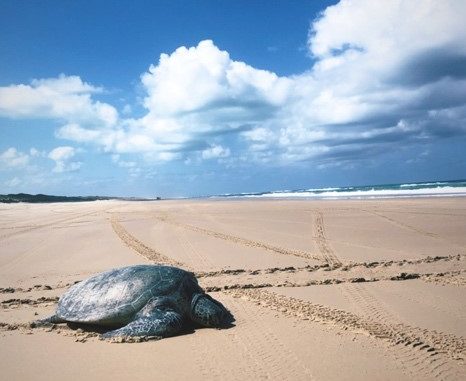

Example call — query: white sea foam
[305,187,341,192]
[399,182,449,188]
[239,186,466,199]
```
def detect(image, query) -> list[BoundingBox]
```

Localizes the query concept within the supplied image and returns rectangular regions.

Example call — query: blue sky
[1,0,465,197]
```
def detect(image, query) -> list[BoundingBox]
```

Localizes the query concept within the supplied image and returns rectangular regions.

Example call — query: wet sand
[0,198,465,380]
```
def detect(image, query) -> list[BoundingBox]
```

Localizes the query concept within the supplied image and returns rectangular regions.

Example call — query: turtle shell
[56,265,197,326]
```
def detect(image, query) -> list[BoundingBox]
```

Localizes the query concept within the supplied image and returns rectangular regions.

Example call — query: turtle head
[190,293,234,328]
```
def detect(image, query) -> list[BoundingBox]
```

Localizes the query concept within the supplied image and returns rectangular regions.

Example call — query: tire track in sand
[361,208,439,238]
[361,208,466,252]
[154,215,322,262]
[227,294,315,380]
[0,208,113,241]
[341,285,427,380]
[312,210,343,267]
[189,293,314,381]
[110,214,186,268]
[174,225,216,270]
[341,284,464,380]
[308,210,455,379]
[227,288,465,380]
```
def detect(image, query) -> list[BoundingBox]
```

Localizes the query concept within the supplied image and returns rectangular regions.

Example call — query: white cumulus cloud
[141,39,291,117]
[129,39,292,159]
[55,39,291,162]
[0,147,30,169]
[242,0,466,164]
[2,0,466,169]
[0,74,118,127]
[48,146,82,173]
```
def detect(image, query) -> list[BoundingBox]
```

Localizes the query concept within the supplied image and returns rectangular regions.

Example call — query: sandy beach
[0,197,465,380]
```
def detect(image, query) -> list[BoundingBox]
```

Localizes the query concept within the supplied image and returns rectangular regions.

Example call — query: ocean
[213,179,466,200]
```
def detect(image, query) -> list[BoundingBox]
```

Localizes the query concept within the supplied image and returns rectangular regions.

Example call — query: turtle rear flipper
[101,308,183,339]
[32,314,66,327]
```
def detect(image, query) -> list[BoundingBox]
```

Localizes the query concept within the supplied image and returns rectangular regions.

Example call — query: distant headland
[0,193,160,203]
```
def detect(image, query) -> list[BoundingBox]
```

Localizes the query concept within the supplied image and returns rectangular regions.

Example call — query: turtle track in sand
[422,271,466,287]
[1,284,56,294]
[110,214,185,268]
[228,288,465,380]
[154,214,322,262]
[1,296,59,309]
[201,270,465,293]
[1,270,461,308]
[197,255,465,291]
[195,254,464,278]
[0,279,84,294]
[2,254,459,296]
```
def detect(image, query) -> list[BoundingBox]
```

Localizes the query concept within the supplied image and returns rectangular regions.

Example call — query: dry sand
[0,197,465,380]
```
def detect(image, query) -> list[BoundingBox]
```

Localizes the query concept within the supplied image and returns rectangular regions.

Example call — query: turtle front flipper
[101,307,183,339]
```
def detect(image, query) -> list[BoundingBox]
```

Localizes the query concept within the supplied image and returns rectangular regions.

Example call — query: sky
[1,0,466,198]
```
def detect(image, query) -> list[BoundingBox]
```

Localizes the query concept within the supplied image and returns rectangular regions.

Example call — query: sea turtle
[34,265,233,339]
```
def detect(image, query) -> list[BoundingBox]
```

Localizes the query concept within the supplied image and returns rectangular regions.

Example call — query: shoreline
[3,193,466,205]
